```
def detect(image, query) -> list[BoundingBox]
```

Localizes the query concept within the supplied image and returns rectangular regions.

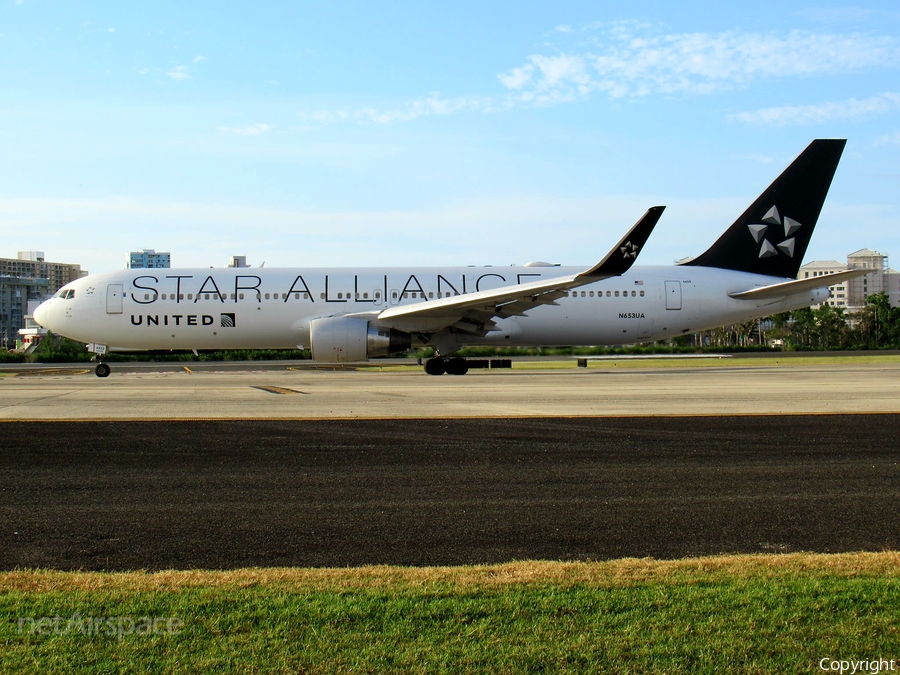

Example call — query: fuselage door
[665,281,682,310]
[106,284,124,314]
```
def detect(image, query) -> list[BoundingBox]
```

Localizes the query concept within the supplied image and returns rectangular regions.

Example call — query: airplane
[34,138,865,377]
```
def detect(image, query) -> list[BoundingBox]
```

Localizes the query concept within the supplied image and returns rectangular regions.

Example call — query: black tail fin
[683,139,846,278]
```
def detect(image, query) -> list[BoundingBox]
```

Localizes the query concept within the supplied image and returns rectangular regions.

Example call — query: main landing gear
[424,357,469,376]
[94,362,111,378]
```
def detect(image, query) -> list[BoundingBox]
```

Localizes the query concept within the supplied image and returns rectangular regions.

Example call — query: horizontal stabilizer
[728,268,870,300]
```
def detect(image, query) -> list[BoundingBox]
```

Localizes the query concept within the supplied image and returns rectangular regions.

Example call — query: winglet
[578,205,665,279]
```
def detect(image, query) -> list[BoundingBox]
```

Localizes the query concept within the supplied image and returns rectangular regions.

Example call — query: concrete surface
[1,360,898,420]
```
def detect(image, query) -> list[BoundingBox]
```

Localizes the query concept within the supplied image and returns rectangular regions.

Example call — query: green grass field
[360,353,900,373]
[3,553,900,674]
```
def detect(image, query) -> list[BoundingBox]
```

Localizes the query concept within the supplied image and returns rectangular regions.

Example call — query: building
[17,298,48,352]
[0,252,86,349]
[0,275,48,349]
[127,249,171,269]
[0,252,86,295]
[798,249,900,310]
[228,255,249,268]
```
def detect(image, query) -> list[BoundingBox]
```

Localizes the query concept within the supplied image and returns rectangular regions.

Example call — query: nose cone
[33,300,51,328]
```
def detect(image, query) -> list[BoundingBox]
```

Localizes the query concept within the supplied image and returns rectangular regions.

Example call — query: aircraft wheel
[95,363,111,378]
[447,357,469,375]
[423,358,446,376]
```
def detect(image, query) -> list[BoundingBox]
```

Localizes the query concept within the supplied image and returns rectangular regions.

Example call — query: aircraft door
[390,289,401,305]
[106,284,124,314]
[373,289,383,306]
[665,281,682,310]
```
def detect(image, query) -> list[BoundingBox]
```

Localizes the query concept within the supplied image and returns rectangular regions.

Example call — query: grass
[3,553,900,674]
[361,353,900,373]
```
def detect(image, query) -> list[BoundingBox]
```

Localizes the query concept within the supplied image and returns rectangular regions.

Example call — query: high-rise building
[127,249,171,269]
[0,252,86,349]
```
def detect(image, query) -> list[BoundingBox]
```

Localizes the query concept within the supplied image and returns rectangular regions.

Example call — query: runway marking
[251,386,307,395]
[10,369,91,377]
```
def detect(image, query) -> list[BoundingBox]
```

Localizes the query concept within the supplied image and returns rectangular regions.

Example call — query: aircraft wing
[728,268,870,301]
[356,206,664,335]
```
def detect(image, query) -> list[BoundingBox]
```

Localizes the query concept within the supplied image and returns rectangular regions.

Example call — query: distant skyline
[2,1,899,274]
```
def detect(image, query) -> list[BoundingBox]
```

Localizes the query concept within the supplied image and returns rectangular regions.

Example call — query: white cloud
[192,55,206,64]
[218,123,272,136]
[498,24,900,103]
[497,64,533,90]
[876,131,900,145]
[298,23,900,128]
[731,92,900,125]
[734,152,779,164]
[167,65,190,81]
[302,93,491,127]
[108,27,115,33]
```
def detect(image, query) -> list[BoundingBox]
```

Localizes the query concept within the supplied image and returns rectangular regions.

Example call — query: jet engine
[309,317,412,363]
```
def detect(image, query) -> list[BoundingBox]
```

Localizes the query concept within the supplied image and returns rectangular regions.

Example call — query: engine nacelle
[309,317,412,363]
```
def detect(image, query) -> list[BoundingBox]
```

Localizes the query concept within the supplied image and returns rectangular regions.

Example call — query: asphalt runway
[2,415,899,571]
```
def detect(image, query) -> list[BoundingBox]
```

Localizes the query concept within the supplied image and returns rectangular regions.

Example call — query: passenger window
[320,293,325,299]
[631,291,636,297]
[589,291,594,297]
[429,292,434,298]
[265,293,270,300]
[239,293,245,300]
[640,290,645,297]
[615,291,619,297]
[606,291,611,297]
[364,293,369,299]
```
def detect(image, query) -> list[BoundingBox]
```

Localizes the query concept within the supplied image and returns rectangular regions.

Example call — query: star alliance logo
[747,206,801,259]
[620,241,639,259]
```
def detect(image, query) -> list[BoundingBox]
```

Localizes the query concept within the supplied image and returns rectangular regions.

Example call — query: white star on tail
[747,205,801,258]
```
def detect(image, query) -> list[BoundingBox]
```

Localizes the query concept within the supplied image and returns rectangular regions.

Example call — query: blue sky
[2,1,899,274]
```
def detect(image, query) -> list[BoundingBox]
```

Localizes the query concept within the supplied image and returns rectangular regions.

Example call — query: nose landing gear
[87,343,111,377]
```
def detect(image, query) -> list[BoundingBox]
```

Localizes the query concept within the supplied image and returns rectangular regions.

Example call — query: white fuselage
[34,265,829,353]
